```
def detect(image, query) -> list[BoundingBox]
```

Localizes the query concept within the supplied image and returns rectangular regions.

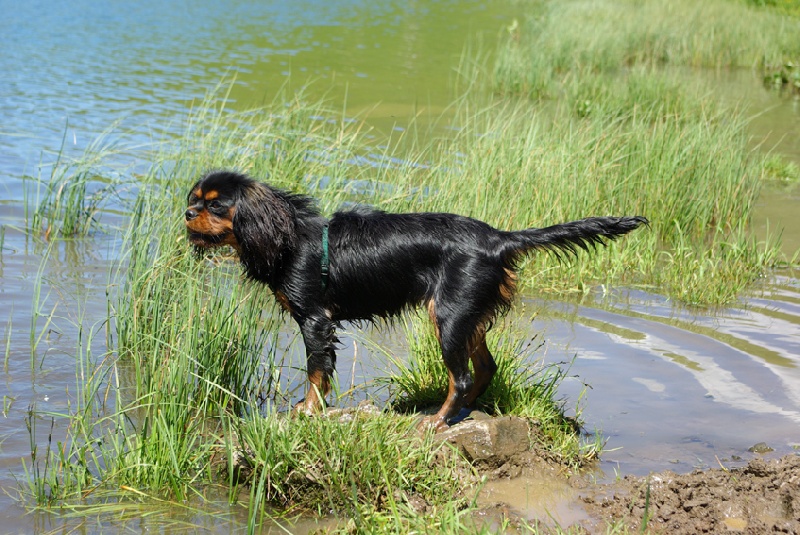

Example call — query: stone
[748,442,774,454]
[436,415,531,465]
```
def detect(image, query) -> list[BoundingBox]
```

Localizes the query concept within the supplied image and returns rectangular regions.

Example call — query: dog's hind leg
[294,314,337,415]
[419,300,475,431]
[464,327,497,408]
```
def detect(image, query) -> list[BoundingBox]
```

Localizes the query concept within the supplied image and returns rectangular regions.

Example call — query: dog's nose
[185,208,198,221]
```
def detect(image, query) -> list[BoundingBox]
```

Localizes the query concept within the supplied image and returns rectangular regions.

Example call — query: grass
[381,313,602,468]
[16,93,482,532]
[745,0,800,18]
[493,0,800,99]
[25,122,132,240]
[17,93,612,531]
[485,4,797,303]
[405,85,784,304]
[17,81,792,530]
[231,410,472,513]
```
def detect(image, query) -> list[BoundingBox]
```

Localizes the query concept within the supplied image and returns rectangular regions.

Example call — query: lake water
[1,0,799,531]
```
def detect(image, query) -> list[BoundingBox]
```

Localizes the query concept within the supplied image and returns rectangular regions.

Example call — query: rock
[748,442,774,454]
[324,401,382,422]
[467,410,493,421]
[230,446,255,484]
[436,415,531,466]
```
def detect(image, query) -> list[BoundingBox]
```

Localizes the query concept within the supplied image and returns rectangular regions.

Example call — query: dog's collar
[321,224,329,290]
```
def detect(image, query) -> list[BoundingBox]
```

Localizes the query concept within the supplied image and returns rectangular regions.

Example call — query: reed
[397,84,782,304]
[16,94,475,532]
[20,75,786,518]
[26,124,133,239]
[493,0,800,99]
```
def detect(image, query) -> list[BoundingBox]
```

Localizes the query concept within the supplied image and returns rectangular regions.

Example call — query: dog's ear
[233,181,297,281]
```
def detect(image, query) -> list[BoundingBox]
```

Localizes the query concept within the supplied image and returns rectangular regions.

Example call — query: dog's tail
[502,216,648,260]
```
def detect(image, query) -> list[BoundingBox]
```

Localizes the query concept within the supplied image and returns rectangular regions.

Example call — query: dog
[185,170,647,430]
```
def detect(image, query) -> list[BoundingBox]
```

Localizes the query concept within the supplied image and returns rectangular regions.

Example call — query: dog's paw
[291,397,327,417]
[416,415,449,433]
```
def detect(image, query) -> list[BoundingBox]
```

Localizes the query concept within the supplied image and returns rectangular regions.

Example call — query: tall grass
[493,0,800,99]
[26,123,133,239]
[21,74,787,517]
[477,0,798,304]
[392,81,782,303]
[18,95,482,532]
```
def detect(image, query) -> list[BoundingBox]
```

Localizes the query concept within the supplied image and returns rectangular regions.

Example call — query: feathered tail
[502,216,648,260]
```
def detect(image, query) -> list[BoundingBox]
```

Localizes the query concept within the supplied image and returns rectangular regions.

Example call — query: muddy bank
[437,413,800,533]
[581,454,800,534]
[227,407,799,533]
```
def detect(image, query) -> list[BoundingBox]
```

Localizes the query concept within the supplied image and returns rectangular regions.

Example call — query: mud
[580,454,800,534]
[228,407,800,533]
[443,414,800,533]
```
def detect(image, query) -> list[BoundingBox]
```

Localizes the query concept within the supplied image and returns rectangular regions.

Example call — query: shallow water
[2,0,800,532]
[530,281,800,475]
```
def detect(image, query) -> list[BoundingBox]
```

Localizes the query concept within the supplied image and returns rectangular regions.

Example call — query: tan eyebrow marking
[204,190,219,201]
[191,188,203,200]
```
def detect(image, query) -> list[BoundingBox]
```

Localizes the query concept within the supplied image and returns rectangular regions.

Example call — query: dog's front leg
[294,314,337,415]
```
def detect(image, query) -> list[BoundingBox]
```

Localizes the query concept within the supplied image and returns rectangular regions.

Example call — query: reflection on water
[528,278,800,477]
[0,0,518,201]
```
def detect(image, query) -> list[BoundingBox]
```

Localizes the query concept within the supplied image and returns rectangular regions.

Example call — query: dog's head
[185,171,299,281]
[185,171,246,250]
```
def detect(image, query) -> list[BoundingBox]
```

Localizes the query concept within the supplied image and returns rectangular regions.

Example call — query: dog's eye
[207,200,223,210]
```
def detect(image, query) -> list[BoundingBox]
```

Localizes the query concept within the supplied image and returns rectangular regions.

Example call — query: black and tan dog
[185,170,647,430]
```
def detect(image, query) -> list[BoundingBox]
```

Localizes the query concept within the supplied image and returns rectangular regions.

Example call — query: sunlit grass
[233,409,472,513]
[380,313,601,468]
[24,122,135,239]
[17,78,788,534]
[493,0,800,99]
[18,77,789,526]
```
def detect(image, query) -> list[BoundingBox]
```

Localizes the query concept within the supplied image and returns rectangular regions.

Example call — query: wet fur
[185,170,647,430]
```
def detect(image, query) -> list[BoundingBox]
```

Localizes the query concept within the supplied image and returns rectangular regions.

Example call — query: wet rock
[748,442,774,454]
[436,415,531,466]
[324,400,382,422]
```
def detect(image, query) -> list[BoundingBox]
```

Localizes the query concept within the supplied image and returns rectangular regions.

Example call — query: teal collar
[321,224,329,290]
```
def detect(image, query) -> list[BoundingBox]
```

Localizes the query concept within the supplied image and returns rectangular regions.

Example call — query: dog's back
[325,207,510,321]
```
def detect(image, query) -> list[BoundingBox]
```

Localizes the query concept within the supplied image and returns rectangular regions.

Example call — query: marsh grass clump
[383,314,597,467]
[29,163,120,239]
[18,94,489,532]
[23,123,139,239]
[231,409,473,515]
[21,72,787,519]
[405,85,782,304]
[493,0,800,99]
[20,71,787,531]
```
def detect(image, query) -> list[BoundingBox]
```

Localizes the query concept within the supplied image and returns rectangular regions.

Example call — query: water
[2,0,800,531]
[531,283,800,475]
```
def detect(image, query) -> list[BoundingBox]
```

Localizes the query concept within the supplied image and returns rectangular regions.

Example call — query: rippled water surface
[1,0,799,532]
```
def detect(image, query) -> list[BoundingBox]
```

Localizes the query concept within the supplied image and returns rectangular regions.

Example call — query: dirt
[445,414,800,533]
[230,407,800,533]
[578,454,800,534]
